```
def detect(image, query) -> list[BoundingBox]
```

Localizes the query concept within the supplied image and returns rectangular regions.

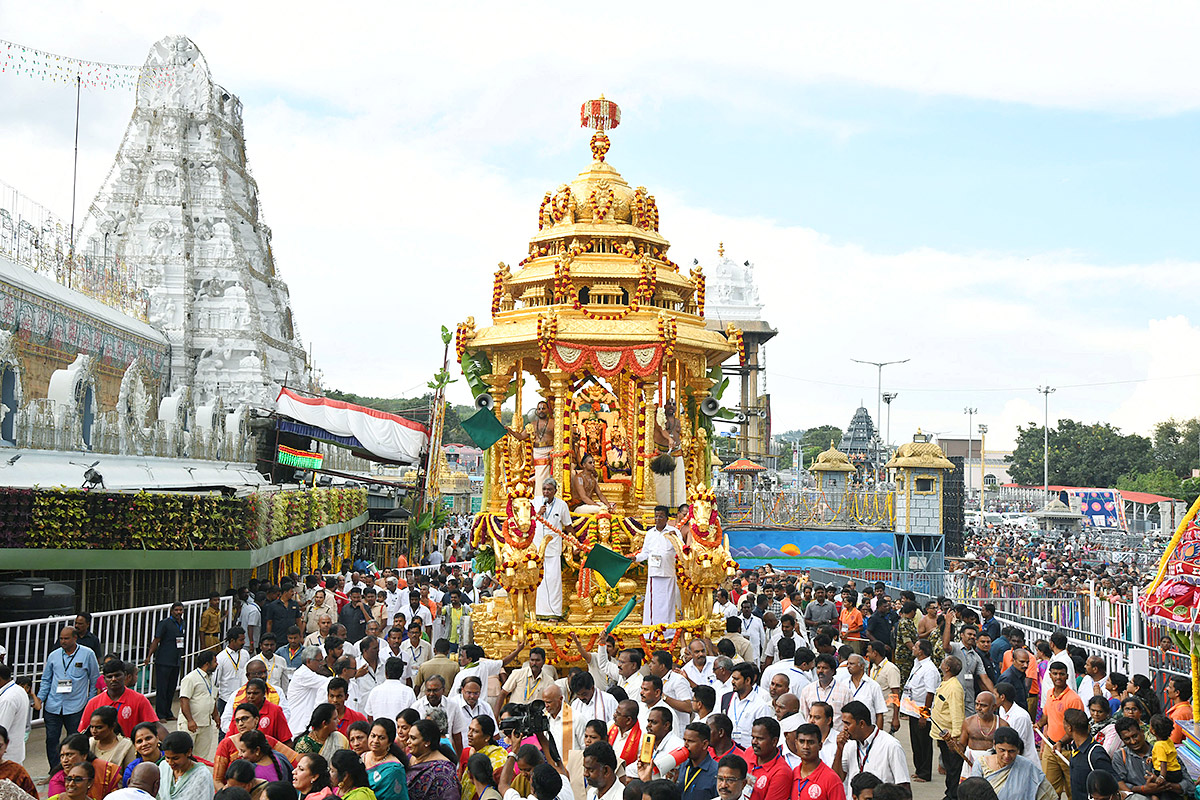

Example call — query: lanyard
[683,764,705,794]
[731,694,753,729]
[856,732,877,772]
[61,649,76,671]
[851,679,866,699]
[525,676,542,701]
[226,649,243,669]
[794,777,812,798]
[817,683,834,704]
[200,671,215,697]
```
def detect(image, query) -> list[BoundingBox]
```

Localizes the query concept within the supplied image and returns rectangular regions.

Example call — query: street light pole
[1037,386,1056,500]
[852,358,909,483]
[978,423,987,520]
[964,407,976,499]
[882,392,898,462]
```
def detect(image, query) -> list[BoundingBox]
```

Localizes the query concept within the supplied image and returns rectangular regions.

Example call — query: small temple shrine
[457,98,739,660]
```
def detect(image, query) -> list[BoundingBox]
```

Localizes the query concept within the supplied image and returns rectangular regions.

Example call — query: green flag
[461,408,508,450]
[602,595,639,638]
[585,544,633,586]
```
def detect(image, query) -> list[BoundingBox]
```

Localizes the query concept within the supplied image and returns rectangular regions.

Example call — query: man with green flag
[635,505,683,627]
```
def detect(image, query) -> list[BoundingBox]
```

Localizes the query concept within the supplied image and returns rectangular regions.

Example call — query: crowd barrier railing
[0,595,234,728]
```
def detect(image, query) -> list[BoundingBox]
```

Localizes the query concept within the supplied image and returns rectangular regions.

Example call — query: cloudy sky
[1,3,1198,450]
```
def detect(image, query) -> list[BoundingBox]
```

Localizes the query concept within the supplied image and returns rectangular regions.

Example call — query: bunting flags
[0,38,179,91]
[277,445,324,470]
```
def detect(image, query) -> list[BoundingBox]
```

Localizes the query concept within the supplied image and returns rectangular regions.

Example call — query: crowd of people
[0,547,1191,800]
[959,527,1152,602]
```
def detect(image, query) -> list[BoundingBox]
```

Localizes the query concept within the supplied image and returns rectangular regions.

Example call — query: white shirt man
[363,675,416,722]
[838,656,887,728]
[250,651,290,693]
[900,651,940,724]
[401,602,434,634]
[214,639,250,704]
[683,653,716,689]
[720,667,773,748]
[286,655,332,733]
[839,723,909,795]
[412,692,466,742]
[451,680,496,724]
[634,509,681,626]
[736,608,765,664]
[383,584,406,624]
[533,485,572,617]
[401,634,432,684]
[570,686,617,748]
[0,673,29,764]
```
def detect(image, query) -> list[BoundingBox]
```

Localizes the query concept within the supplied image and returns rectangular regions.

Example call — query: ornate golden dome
[811,441,856,472]
[886,431,954,470]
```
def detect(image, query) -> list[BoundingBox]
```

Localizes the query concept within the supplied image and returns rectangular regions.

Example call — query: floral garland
[553,257,574,303]
[725,324,745,365]
[455,320,473,360]
[492,268,505,315]
[573,300,639,320]
[688,511,723,549]
[589,182,614,222]
[657,314,678,359]
[537,192,552,230]
[551,187,574,222]
[502,497,537,549]
[537,314,558,365]
[635,257,656,305]
[690,267,706,316]
[589,130,611,162]
[635,401,647,499]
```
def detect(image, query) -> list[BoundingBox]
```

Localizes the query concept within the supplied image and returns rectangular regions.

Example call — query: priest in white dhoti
[635,505,681,626]
[533,477,573,619]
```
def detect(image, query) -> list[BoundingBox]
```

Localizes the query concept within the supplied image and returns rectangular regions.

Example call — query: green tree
[1007,419,1153,488]
[800,425,843,468]
[1153,417,1200,478]
[1117,467,1184,499]
[325,390,510,446]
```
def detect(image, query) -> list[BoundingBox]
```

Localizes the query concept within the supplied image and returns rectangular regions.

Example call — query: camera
[498,700,551,739]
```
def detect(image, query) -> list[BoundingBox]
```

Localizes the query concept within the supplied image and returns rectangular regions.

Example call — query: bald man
[542,683,586,800]
[106,762,160,800]
[774,692,800,720]
[959,690,1008,768]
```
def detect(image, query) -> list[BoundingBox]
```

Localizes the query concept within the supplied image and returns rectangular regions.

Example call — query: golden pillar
[484,373,510,514]
[550,371,570,503]
[641,382,658,510]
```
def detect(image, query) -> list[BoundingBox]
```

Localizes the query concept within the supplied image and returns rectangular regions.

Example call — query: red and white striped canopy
[581,96,621,131]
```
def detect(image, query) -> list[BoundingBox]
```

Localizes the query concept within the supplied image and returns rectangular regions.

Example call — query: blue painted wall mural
[727,528,893,570]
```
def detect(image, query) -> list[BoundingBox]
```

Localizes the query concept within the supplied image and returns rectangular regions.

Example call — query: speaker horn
[732,411,748,423]
[475,393,495,411]
[700,397,721,417]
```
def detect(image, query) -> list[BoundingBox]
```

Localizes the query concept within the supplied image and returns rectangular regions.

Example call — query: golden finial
[718,242,725,257]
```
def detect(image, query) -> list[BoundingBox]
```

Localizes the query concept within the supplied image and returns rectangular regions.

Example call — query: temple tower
[76,36,311,408]
[887,430,952,572]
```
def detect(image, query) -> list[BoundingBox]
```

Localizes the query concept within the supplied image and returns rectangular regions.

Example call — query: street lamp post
[964,407,976,499]
[1037,386,1056,500]
[978,423,987,520]
[882,392,898,464]
[852,358,909,482]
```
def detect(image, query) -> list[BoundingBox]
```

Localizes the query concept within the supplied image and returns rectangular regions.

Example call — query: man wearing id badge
[143,602,187,721]
[635,506,682,627]
[38,626,99,774]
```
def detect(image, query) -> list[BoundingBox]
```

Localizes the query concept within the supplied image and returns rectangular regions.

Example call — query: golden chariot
[456,98,741,665]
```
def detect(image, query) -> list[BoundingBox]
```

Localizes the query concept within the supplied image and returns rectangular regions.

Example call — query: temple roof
[811,442,856,472]
[886,433,954,470]
[840,406,876,457]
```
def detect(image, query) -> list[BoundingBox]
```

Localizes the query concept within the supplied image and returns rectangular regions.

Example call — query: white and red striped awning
[275,388,429,465]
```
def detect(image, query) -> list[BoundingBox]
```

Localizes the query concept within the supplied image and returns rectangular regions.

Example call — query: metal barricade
[0,595,234,727]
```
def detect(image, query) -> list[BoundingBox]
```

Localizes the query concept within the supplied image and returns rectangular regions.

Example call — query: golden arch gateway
[460,99,740,662]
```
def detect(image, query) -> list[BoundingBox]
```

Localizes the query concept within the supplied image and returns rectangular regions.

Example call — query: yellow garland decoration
[525,614,713,638]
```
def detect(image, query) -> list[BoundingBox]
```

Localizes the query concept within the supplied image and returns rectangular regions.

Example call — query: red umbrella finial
[581,96,621,162]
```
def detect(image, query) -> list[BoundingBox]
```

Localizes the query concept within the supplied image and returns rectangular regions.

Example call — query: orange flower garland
[551,187,574,222]
[537,192,552,230]
[589,183,614,222]
[690,267,706,317]
[657,315,678,359]
[491,268,505,315]
[726,324,745,365]
[537,315,558,365]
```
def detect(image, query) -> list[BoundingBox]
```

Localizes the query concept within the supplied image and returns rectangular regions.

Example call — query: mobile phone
[640,733,656,763]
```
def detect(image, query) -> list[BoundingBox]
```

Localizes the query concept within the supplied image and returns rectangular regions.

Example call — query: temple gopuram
[457,98,739,663]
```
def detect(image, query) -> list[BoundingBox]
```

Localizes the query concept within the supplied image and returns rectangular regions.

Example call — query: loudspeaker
[700,397,721,417]
[732,411,747,423]
[474,393,495,411]
[943,455,965,558]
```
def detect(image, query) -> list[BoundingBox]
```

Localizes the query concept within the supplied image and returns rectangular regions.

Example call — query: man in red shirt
[328,677,367,733]
[224,679,291,742]
[708,714,744,762]
[78,659,157,735]
[1166,675,1193,744]
[838,590,864,656]
[747,717,793,800]
[791,723,845,800]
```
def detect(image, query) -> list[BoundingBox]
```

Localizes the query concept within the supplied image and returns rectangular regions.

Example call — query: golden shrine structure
[457,98,740,664]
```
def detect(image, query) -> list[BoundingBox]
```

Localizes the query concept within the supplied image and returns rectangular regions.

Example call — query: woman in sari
[0,724,37,798]
[457,718,504,800]
[347,722,372,757]
[968,727,1056,800]
[395,711,420,756]
[293,704,349,759]
[50,734,120,800]
[1033,641,1052,720]
[224,759,269,800]
[1120,697,1157,745]
[365,720,408,800]
[330,750,377,800]
[121,723,163,786]
[293,754,336,800]
[236,731,292,784]
[48,762,94,800]
[406,720,459,800]
[87,707,136,773]
[581,721,606,750]
[156,732,214,800]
